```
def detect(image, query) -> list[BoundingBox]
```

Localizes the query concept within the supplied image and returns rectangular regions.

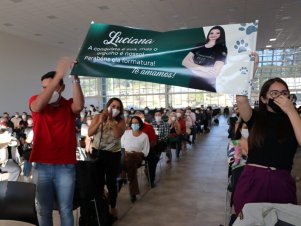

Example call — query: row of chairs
[0,181,39,225]
[0,152,165,226]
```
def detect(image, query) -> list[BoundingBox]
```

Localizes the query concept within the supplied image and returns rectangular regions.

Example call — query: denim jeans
[23,160,32,177]
[32,163,75,226]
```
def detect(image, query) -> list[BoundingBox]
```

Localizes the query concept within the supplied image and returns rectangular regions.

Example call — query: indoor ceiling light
[47,15,57,19]
[266,45,272,48]
[3,23,13,26]
[98,6,109,10]
[281,16,291,20]
[10,0,22,3]
[269,38,276,41]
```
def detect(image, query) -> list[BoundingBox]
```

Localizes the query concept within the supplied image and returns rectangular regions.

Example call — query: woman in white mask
[88,97,126,219]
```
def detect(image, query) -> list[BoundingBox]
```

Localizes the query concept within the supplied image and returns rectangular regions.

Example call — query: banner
[71,22,258,95]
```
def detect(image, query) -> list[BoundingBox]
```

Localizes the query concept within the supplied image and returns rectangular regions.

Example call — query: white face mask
[21,115,27,120]
[48,91,60,104]
[15,115,19,118]
[0,125,8,130]
[86,119,92,126]
[241,128,249,138]
[144,110,149,114]
[80,112,85,118]
[112,109,120,118]
[171,116,176,121]
[176,112,181,118]
[155,116,161,122]
[27,119,33,127]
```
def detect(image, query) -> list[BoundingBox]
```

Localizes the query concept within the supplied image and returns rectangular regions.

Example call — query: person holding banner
[233,77,301,218]
[29,57,84,226]
[182,25,227,92]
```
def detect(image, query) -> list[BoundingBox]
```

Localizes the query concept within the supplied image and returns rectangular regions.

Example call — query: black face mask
[268,99,284,114]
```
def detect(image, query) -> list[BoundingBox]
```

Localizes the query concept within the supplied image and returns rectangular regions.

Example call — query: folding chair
[139,157,151,189]
[0,181,39,225]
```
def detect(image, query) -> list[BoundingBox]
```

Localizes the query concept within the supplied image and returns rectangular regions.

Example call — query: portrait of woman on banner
[182,25,228,92]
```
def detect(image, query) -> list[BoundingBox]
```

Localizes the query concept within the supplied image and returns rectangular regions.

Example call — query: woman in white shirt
[121,116,150,202]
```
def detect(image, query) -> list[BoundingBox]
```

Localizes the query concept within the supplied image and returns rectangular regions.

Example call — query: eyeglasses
[269,90,290,98]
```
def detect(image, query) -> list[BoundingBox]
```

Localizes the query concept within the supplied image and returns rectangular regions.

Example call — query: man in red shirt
[29,57,84,226]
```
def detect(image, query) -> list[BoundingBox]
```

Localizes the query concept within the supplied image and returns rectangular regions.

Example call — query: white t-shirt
[121,130,150,157]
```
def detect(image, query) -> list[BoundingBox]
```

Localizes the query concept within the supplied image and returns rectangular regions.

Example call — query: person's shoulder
[195,42,206,47]
[150,120,156,125]
[192,42,206,51]
[29,95,38,103]
[214,44,227,52]
[144,122,152,128]
[141,131,149,138]
[162,120,169,125]
[124,129,131,135]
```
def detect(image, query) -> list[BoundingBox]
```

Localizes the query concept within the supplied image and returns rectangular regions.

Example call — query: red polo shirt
[141,122,157,143]
[29,95,77,164]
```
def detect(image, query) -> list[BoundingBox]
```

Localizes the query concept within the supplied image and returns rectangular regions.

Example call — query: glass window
[80,77,98,97]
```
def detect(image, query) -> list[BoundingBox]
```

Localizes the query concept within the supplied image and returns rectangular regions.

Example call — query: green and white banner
[72,22,258,95]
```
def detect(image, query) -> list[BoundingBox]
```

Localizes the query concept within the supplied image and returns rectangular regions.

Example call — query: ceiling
[0,0,300,52]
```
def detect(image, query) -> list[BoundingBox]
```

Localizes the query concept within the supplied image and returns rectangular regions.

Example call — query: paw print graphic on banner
[238,22,258,35]
[234,40,248,53]
[240,67,249,75]
[240,89,249,96]
[249,80,255,91]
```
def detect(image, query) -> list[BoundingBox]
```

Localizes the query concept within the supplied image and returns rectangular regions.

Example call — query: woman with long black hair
[234,77,301,217]
[182,25,227,92]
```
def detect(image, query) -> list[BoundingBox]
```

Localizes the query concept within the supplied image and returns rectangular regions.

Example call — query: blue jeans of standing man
[32,163,75,226]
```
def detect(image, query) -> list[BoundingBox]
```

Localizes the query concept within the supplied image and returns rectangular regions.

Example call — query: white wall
[0,31,75,115]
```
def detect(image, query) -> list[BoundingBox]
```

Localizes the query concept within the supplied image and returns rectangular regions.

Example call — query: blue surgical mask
[131,124,140,131]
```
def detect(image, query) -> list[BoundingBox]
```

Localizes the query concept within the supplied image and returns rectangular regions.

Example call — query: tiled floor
[2,115,301,226]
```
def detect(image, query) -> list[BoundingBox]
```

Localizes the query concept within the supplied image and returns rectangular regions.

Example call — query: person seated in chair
[0,120,21,181]
[121,116,150,202]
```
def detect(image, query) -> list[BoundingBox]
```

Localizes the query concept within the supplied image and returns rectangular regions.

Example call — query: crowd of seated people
[0,112,33,182]
[0,105,218,179]
[0,105,219,225]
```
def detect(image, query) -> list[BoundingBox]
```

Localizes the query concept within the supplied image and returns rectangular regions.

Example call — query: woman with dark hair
[121,116,150,202]
[234,77,301,217]
[182,25,227,92]
[88,97,126,218]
